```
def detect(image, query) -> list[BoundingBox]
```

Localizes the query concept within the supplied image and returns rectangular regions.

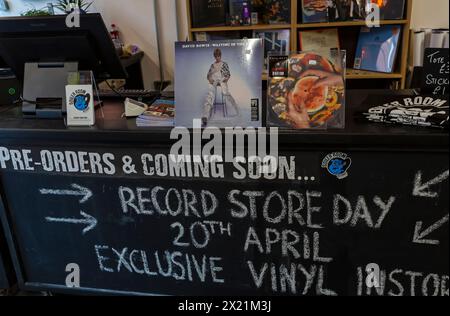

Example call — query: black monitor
[0,13,126,117]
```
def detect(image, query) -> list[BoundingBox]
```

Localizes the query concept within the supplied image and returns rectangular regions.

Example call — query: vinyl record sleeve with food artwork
[267,51,346,129]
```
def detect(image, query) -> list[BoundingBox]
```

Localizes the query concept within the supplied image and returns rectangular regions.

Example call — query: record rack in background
[186,0,413,89]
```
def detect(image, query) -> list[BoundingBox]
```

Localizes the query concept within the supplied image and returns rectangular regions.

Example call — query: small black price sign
[422,48,449,95]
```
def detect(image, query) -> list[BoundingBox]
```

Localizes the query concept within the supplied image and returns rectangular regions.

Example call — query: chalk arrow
[413,214,449,246]
[45,211,98,235]
[413,170,449,198]
[40,184,93,204]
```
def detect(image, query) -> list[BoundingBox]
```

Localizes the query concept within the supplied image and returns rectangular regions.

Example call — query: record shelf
[186,0,413,89]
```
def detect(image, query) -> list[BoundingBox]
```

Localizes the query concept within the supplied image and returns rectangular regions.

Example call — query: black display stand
[22,62,78,118]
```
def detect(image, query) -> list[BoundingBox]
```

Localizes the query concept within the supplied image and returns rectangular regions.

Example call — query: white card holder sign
[66,85,95,126]
[66,71,95,126]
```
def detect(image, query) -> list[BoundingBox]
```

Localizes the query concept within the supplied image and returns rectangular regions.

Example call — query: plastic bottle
[110,24,123,49]
[242,2,251,25]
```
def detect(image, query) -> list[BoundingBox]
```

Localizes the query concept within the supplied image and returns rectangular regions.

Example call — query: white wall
[155,0,179,83]
[94,0,183,88]
[411,0,449,29]
[176,0,189,41]
[93,0,160,89]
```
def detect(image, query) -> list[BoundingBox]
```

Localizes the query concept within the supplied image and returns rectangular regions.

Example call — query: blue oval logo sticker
[73,94,90,111]
[322,152,352,179]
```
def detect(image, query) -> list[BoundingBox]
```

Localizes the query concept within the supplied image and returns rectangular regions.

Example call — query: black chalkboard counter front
[0,90,448,296]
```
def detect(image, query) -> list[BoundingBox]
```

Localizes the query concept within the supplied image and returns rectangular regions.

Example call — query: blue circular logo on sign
[328,159,347,176]
[74,94,90,111]
[322,152,352,180]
